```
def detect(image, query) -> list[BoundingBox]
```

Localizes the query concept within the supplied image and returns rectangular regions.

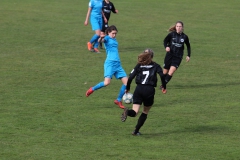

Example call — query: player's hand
[84,21,88,26]
[186,56,190,62]
[166,47,170,52]
[115,10,118,13]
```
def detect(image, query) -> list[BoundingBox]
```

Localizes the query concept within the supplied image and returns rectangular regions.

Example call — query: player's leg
[85,77,111,97]
[114,66,128,109]
[132,86,154,135]
[121,85,142,122]
[86,62,112,97]
[165,57,182,84]
[88,17,101,52]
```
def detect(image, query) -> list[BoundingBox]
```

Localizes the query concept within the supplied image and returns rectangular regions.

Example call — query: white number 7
[142,71,149,84]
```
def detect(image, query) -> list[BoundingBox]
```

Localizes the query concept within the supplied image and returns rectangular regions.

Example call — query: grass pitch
[1,0,240,159]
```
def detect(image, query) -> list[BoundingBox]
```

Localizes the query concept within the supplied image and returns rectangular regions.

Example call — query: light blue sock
[92,82,105,91]
[93,40,99,49]
[90,34,99,44]
[117,84,126,101]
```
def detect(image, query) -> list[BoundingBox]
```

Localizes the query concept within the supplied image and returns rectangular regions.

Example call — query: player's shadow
[173,81,240,89]
[142,125,229,137]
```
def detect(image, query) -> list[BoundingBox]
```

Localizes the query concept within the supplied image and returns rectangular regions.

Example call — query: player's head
[138,50,153,65]
[105,25,118,35]
[143,48,154,58]
[168,20,184,33]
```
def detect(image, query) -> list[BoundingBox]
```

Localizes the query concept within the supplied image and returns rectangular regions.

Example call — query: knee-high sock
[135,113,147,133]
[92,82,105,91]
[117,84,126,101]
[165,74,172,84]
[90,34,100,44]
[93,41,99,49]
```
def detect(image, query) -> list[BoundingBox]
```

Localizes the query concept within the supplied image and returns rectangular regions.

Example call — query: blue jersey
[89,0,103,18]
[104,35,120,62]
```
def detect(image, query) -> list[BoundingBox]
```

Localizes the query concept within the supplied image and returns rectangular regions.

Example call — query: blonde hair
[138,52,153,65]
[168,21,184,32]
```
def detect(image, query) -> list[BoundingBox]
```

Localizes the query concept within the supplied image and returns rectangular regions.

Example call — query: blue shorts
[90,16,102,31]
[104,61,127,79]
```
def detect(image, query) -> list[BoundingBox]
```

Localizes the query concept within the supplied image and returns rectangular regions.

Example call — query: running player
[84,0,107,53]
[162,21,191,85]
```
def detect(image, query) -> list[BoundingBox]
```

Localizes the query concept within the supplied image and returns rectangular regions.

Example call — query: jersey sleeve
[126,64,139,90]
[185,35,191,57]
[104,35,109,43]
[111,2,117,13]
[89,0,93,8]
[163,32,172,48]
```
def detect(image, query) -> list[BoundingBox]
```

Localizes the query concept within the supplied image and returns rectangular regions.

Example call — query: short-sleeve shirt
[104,35,120,62]
[89,0,103,18]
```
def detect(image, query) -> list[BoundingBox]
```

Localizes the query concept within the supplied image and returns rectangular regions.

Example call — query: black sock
[134,112,147,133]
[165,74,172,84]
[127,109,136,117]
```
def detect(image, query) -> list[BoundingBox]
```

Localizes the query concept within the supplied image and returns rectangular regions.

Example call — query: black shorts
[133,84,155,106]
[101,22,109,32]
[163,52,182,69]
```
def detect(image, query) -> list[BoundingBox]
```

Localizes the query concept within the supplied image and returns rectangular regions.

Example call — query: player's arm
[98,34,106,42]
[126,64,139,91]
[111,3,118,13]
[185,35,191,62]
[163,33,171,52]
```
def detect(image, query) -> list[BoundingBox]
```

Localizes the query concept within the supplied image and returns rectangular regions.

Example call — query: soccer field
[1,0,240,159]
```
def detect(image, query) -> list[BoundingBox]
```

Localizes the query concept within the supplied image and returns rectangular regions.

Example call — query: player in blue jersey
[86,25,128,109]
[84,0,107,53]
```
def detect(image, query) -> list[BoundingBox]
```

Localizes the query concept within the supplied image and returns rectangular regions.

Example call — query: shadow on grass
[142,125,230,137]
[173,82,240,89]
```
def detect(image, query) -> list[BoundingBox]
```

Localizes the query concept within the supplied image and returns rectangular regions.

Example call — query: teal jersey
[104,35,120,62]
[89,0,103,18]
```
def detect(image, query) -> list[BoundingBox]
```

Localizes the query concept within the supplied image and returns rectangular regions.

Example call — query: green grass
[1,0,240,159]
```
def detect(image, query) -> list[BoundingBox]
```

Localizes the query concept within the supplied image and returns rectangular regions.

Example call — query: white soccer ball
[122,93,133,104]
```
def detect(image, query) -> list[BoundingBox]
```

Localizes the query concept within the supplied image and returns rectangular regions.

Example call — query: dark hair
[105,25,118,35]
[138,52,153,65]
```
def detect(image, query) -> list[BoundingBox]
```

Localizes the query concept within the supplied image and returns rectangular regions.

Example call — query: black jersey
[102,1,117,21]
[163,31,191,58]
[127,62,166,90]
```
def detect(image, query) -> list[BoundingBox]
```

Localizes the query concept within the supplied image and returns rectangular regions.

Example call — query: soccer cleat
[93,48,100,53]
[162,88,167,94]
[86,87,94,97]
[121,108,128,122]
[114,100,125,109]
[132,131,141,136]
[87,42,92,51]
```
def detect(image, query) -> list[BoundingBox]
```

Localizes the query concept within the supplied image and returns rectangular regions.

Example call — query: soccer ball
[122,93,133,104]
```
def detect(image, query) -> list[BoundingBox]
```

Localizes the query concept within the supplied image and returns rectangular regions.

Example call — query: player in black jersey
[162,21,191,85]
[99,0,118,49]
[121,49,167,136]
